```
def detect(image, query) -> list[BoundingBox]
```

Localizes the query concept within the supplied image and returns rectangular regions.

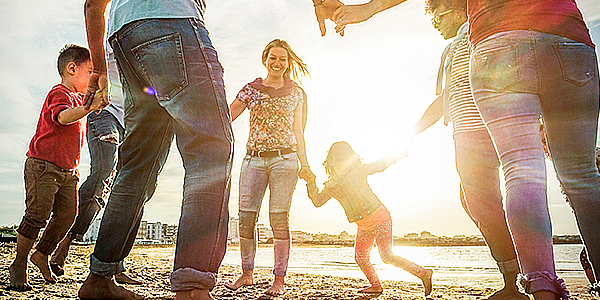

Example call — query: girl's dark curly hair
[425,0,466,15]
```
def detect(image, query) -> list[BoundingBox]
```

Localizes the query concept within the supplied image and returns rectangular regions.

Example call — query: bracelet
[313,0,325,7]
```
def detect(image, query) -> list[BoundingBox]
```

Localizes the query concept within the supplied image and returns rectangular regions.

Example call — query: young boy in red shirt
[8,44,108,291]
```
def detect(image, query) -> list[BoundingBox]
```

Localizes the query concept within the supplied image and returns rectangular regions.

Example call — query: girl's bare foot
[30,250,57,283]
[175,289,214,300]
[422,269,433,296]
[225,270,254,290]
[358,284,383,294]
[265,276,286,296]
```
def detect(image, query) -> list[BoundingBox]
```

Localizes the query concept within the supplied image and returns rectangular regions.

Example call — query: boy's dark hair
[425,0,466,14]
[57,44,90,76]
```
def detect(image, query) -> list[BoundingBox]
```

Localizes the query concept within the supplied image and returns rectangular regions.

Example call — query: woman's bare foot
[358,284,383,294]
[486,287,530,300]
[8,260,32,291]
[422,269,433,296]
[30,250,57,283]
[265,276,286,296]
[225,270,254,290]
[115,272,143,285]
[175,289,214,300]
[78,273,144,300]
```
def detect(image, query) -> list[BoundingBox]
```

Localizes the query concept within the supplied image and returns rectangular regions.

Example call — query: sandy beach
[0,244,595,300]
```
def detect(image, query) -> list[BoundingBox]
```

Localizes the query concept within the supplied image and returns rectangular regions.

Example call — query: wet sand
[0,244,594,299]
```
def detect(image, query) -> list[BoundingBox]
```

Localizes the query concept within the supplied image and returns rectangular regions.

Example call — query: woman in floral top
[226,39,314,296]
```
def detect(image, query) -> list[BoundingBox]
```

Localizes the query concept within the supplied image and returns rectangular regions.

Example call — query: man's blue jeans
[470,30,600,295]
[91,18,233,292]
[68,110,123,240]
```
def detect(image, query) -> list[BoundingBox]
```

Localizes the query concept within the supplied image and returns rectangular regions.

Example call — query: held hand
[333,3,376,34]
[299,166,316,182]
[83,71,108,110]
[314,0,344,36]
[89,85,110,112]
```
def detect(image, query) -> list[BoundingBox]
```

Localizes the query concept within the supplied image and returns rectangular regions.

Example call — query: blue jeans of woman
[90,18,233,292]
[470,30,600,295]
[454,130,520,276]
[237,152,299,277]
[68,110,123,240]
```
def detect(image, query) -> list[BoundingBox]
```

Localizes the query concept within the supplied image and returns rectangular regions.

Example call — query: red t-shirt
[468,0,594,48]
[26,84,86,170]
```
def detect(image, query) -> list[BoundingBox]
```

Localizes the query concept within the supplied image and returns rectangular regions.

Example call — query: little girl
[306,141,433,295]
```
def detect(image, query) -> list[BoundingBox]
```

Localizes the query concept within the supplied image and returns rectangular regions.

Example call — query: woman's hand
[313,0,344,36]
[333,3,377,34]
[299,166,316,182]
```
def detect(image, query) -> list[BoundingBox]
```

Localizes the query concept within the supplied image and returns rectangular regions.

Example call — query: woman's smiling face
[265,47,289,79]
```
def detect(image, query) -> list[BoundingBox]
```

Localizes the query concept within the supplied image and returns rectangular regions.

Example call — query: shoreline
[0,244,595,299]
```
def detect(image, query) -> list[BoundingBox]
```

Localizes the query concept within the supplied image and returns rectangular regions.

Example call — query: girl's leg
[374,218,427,278]
[355,227,381,292]
[374,218,432,295]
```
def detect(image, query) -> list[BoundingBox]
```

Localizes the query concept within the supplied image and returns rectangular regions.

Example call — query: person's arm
[293,99,316,181]
[313,0,344,36]
[333,0,408,34]
[229,99,246,122]
[306,180,332,207]
[83,0,111,109]
[57,106,95,125]
[411,93,443,137]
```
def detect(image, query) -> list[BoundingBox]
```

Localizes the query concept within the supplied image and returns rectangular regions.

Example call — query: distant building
[229,217,239,244]
[256,223,272,243]
[147,221,162,241]
[136,220,148,240]
[162,223,178,244]
[404,233,419,239]
[420,230,434,238]
[291,231,313,243]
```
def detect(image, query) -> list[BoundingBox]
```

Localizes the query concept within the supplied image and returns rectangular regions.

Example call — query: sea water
[221,244,587,289]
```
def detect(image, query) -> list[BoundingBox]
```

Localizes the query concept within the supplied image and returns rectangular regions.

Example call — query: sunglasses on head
[432,9,453,26]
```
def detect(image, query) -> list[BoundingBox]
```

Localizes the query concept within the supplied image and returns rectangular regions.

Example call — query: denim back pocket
[552,42,597,87]
[471,44,522,92]
[132,33,188,101]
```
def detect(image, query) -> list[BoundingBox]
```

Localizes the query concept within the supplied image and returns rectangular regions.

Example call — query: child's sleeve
[306,180,332,207]
[48,89,76,125]
[363,157,395,175]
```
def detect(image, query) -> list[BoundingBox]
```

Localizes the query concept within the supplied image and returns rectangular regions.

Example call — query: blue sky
[1,0,599,236]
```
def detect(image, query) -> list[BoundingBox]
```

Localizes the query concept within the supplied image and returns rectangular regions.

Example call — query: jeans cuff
[89,254,126,277]
[518,272,570,299]
[170,268,217,291]
[17,221,40,240]
[497,258,520,274]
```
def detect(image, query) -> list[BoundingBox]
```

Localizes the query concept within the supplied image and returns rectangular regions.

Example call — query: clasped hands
[83,71,110,113]
[314,0,378,36]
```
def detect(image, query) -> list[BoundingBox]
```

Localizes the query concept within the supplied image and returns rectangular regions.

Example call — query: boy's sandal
[6,283,33,292]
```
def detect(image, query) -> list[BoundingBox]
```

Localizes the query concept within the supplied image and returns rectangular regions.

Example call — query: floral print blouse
[236,78,305,152]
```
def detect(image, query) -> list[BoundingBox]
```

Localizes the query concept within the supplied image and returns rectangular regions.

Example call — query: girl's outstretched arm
[364,157,398,175]
[306,180,332,207]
